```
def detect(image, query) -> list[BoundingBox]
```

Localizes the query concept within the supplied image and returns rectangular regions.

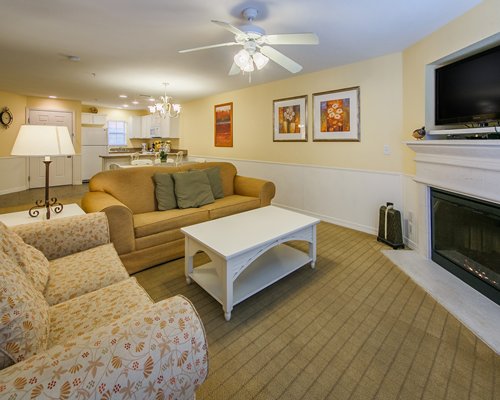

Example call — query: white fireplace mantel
[406,140,500,259]
[406,140,500,206]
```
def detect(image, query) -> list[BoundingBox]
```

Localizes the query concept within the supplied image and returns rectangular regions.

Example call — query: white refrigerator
[81,127,108,181]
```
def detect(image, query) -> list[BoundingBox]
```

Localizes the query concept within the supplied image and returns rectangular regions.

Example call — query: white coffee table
[0,203,85,227]
[182,206,320,321]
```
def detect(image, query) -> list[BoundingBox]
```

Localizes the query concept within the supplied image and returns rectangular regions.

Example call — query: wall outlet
[383,144,391,155]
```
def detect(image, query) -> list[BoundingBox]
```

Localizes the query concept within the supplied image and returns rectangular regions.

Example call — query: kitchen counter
[99,149,188,170]
[101,149,187,158]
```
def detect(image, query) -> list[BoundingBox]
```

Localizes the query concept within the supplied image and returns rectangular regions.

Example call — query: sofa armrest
[82,192,135,255]
[12,212,110,260]
[0,295,208,400]
[234,175,276,206]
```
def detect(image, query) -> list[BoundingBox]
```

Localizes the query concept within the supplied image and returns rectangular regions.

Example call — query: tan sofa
[81,162,276,274]
[0,213,208,399]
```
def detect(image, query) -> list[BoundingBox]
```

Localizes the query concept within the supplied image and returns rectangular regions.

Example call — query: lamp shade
[11,125,75,156]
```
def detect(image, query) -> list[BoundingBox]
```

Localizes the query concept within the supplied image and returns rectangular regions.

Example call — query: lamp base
[28,198,63,220]
[27,159,64,220]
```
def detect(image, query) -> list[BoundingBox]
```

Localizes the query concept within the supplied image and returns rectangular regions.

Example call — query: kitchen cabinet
[81,112,107,125]
[129,116,142,138]
[139,114,180,138]
[141,115,151,138]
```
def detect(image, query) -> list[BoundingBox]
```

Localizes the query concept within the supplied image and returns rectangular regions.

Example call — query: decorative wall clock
[0,107,13,128]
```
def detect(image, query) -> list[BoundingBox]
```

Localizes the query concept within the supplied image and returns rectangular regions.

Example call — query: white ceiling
[0,0,481,110]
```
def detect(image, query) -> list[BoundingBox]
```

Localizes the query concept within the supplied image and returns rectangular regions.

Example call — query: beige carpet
[135,222,500,400]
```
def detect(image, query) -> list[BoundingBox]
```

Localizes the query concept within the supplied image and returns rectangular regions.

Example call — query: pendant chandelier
[148,82,181,118]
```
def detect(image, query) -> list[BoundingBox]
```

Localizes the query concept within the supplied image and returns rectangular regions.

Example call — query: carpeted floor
[135,222,500,400]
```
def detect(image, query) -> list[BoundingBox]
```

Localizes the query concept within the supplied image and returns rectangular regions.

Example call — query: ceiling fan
[178,8,319,75]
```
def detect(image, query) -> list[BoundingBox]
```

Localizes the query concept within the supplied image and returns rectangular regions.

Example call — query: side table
[0,203,85,227]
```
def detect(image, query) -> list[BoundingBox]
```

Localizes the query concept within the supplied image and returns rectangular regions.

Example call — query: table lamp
[11,125,75,220]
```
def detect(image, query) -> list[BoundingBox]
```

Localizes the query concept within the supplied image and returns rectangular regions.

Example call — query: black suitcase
[377,202,404,249]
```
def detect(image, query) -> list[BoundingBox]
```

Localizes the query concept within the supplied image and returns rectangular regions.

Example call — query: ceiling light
[132,100,139,105]
[234,48,268,73]
[122,104,129,108]
[119,94,127,98]
[252,52,269,70]
[234,49,251,69]
[48,95,57,99]
[148,83,181,119]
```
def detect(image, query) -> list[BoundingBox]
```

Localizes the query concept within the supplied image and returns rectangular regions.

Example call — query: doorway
[27,109,74,188]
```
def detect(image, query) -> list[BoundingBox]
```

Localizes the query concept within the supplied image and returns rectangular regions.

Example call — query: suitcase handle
[384,204,394,239]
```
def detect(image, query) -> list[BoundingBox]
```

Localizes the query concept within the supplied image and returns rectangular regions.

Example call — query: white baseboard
[0,185,28,196]
[274,202,377,235]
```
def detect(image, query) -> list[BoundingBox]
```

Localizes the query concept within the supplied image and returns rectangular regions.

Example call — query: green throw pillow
[204,167,224,199]
[173,170,215,209]
[154,173,177,210]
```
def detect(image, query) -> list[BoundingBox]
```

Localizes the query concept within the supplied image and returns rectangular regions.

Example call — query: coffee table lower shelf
[188,244,312,314]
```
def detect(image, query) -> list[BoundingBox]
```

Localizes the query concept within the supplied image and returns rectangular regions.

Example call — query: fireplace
[430,188,500,305]
[406,140,500,303]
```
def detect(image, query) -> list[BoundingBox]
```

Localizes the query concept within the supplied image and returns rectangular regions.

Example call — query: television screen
[435,44,500,126]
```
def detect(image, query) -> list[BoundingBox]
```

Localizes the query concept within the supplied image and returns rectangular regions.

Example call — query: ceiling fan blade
[211,20,246,37]
[178,42,239,53]
[260,46,303,73]
[228,62,241,76]
[264,33,319,45]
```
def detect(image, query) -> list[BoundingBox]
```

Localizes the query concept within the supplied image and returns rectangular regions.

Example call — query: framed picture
[273,95,308,142]
[214,102,233,147]
[312,86,360,142]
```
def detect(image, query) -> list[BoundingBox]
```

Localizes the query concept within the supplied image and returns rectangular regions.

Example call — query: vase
[282,121,288,133]
[289,122,296,133]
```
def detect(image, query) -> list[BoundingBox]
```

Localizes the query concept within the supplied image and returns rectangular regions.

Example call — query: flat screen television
[435,44,500,126]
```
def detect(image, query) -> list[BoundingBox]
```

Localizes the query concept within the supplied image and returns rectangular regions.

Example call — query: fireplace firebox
[431,188,500,305]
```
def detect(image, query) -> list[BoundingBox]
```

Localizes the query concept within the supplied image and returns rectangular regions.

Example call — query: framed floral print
[214,102,233,147]
[273,95,308,142]
[312,86,360,142]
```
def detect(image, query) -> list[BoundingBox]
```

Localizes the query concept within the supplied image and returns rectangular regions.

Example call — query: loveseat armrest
[12,212,110,260]
[234,175,276,206]
[82,192,135,255]
[0,295,208,400]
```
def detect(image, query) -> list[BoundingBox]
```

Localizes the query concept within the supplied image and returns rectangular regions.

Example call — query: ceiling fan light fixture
[252,52,269,70]
[242,61,254,72]
[234,49,251,69]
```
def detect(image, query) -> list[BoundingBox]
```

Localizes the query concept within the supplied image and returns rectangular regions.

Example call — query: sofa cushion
[204,167,224,199]
[0,221,49,293]
[154,173,177,211]
[43,243,129,306]
[172,170,215,209]
[134,209,209,238]
[48,277,152,347]
[201,195,261,220]
[0,252,50,369]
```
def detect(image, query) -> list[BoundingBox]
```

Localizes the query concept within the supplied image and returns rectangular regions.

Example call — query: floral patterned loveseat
[0,213,208,399]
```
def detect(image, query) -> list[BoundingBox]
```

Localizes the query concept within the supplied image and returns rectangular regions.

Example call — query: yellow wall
[0,91,28,157]
[402,0,500,173]
[181,52,404,172]
[82,105,145,121]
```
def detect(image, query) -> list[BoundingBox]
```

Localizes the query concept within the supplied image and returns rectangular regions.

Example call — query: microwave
[150,127,161,138]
